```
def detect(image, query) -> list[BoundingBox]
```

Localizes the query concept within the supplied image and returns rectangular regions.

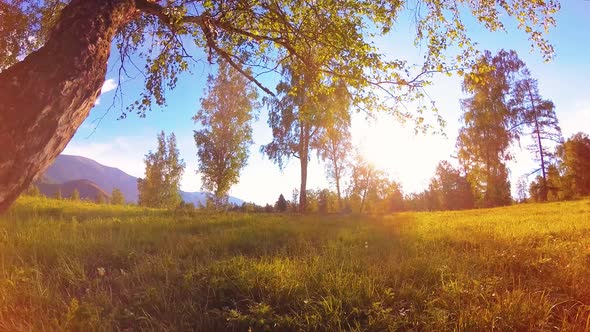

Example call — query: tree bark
[359,169,371,214]
[299,155,308,213]
[330,142,343,211]
[528,87,547,201]
[335,169,342,211]
[0,0,137,211]
[299,125,309,213]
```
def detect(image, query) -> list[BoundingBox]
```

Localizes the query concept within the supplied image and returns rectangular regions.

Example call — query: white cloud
[63,137,148,179]
[100,79,117,94]
[94,79,118,106]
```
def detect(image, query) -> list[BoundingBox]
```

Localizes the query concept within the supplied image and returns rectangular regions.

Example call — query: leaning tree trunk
[0,0,137,211]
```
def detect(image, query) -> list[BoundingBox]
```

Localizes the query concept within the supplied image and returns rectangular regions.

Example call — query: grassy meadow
[1,197,590,331]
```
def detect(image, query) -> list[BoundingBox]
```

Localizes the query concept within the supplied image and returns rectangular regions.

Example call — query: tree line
[409,50,589,211]
[136,49,589,214]
[0,0,560,212]
[23,185,127,205]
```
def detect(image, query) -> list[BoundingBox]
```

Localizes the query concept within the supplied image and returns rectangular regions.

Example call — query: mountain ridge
[37,179,109,201]
[40,154,244,206]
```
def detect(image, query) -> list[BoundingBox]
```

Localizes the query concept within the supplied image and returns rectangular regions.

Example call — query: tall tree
[456,50,526,207]
[317,82,353,211]
[0,0,560,211]
[429,161,475,210]
[194,61,258,208]
[262,68,317,212]
[262,65,350,212]
[138,131,185,209]
[512,70,562,201]
[557,132,590,197]
[348,153,390,214]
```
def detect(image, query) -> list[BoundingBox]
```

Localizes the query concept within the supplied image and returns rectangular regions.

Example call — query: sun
[353,116,406,170]
[351,115,453,193]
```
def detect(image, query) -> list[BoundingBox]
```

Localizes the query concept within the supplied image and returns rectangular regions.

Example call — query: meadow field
[1,197,590,331]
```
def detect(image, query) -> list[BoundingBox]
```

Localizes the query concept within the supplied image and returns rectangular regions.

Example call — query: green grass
[1,196,590,331]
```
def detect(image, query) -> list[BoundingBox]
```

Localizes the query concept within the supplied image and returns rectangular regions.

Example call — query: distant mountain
[179,191,244,207]
[37,179,109,201]
[40,154,245,206]
[43,155,138,202]
[180,191,209,207]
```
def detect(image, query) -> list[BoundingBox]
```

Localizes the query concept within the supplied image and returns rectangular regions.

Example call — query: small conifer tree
[275,194,288,212]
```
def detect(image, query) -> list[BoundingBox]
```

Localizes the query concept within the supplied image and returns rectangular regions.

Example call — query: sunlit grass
[1,197,590,330]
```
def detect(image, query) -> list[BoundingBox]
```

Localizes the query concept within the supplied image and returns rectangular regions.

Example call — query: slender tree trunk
[534,115,547,200]
[0,0,137,211]
[359,169,371,214]
[528,88,547,201]
[335,169,342,211]
[299,127,309,213]
[331,145,343,211]
[299,157,308,213]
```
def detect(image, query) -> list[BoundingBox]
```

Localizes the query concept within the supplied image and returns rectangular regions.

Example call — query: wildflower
[364,241,369,249]
[97,267,106,277]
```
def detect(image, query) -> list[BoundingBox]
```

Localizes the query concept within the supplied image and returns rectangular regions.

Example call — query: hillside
[41,154,244,205]
[42,155,138,202]
[2,198,590,330]
[37,179,109,201]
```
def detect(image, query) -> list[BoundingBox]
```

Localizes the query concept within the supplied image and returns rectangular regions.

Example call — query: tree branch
[206,41,275,96]
[135,0,204,26]
[135,0,275,96]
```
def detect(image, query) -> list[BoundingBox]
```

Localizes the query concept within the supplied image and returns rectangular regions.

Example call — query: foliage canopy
[194,61,258,206]
[0,0,561,210]
[1,0,560,125]
[457,50,526,207]
[138,131,185,209]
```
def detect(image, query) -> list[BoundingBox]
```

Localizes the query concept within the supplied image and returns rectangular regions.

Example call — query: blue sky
[64,2,590,205]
